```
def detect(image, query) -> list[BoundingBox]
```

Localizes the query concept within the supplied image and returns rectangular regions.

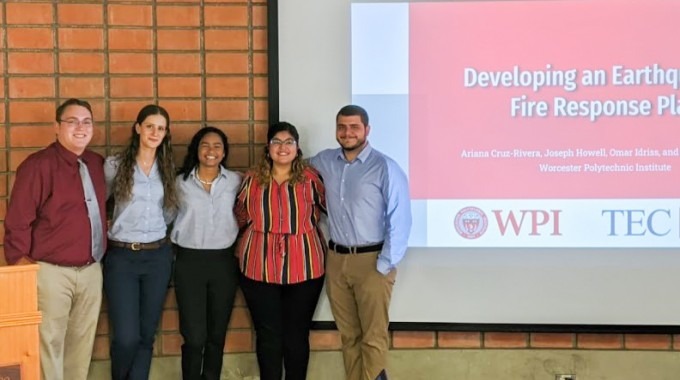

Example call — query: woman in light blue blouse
[103,104,178,380]
[171,127,242,380]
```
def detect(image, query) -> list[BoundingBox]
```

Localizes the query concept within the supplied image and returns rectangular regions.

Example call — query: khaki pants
[37,261,102,380]
[326,250,396,380]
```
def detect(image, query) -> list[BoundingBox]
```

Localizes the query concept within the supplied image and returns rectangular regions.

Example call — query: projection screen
[271,0,680,330]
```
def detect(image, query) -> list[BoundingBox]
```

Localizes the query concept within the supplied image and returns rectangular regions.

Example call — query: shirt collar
[218,166,229,178]
[53,140,81,166]
[355,142,373,163]
[191,166,229,179]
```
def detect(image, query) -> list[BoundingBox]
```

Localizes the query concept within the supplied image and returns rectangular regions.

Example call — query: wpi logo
[454,206,488,239]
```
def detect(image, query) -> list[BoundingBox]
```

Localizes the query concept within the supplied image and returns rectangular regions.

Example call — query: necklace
[196,170,218,185]
[197,177,214,185]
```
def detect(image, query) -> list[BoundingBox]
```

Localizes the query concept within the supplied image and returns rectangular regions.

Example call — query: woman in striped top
[234,121,326,380]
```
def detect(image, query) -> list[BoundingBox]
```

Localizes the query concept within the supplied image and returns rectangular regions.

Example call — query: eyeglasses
[59,118,94,128]
[269,138,297,147]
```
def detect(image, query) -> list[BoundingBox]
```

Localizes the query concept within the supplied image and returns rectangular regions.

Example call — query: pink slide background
[409,0,680,199]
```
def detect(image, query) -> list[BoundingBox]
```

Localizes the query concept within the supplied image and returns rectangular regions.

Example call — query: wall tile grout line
[247,0,255,165]
[152,1,159,104]
[52,1,60,112]
[103,0,112,155]
[199,0,207,124]
[1,0,8,200]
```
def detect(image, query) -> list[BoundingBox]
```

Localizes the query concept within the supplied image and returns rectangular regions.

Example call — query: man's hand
[13,256,35,265]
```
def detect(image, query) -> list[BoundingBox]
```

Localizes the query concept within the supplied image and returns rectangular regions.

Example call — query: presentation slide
[275,0,680,327]
[353,0,680,249]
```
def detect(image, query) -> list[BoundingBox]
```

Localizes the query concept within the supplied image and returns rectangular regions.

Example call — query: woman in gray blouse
[171,126,242,380]
[103,105,178,380]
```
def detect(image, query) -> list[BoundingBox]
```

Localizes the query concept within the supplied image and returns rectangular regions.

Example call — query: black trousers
[104,243,173,380]
[240,275,324,380]
[174,245,240,380]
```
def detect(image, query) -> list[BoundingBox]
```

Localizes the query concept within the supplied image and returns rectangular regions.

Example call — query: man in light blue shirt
[309,105,411,380]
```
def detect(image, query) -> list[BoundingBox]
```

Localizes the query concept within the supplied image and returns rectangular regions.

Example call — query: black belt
[329,240,383,254]
[109,237,168,251]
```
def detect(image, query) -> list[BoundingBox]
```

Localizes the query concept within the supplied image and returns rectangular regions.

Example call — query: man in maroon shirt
[4,98,107,380]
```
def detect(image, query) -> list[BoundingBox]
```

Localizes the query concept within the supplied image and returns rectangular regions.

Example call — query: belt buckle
[349,246,357,254]
[130,242,142,251]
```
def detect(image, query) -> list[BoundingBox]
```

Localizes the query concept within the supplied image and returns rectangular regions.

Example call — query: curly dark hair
[254,121,307,185]
[178,126,230,181]
[112,104,178,211]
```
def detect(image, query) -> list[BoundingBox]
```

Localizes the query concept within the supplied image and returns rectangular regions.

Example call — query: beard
[338,137,366,152]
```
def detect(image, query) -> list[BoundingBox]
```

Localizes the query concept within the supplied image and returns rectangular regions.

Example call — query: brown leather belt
[329,240,383,254]
[108,237,168,251]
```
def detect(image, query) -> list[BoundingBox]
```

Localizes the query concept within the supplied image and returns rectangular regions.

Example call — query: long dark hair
[178,126,230,181]
[254,121,307,185]
[112,104,178,211]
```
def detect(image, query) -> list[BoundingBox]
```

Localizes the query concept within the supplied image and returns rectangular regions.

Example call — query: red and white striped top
[234,166,327,284]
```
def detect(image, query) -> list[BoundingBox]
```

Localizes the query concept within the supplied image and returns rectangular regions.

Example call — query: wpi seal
[454,206,488,239]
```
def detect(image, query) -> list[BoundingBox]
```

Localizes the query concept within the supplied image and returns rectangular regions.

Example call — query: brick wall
[0,0,266,360]
[0,0,676,365]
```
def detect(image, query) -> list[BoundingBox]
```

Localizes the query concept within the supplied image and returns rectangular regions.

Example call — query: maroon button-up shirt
[4,142,107,266]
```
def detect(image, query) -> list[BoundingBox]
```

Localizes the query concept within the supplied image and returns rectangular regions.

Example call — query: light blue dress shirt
[105,156,168,243]
[309,143,412,275]
[171,167,242,249]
